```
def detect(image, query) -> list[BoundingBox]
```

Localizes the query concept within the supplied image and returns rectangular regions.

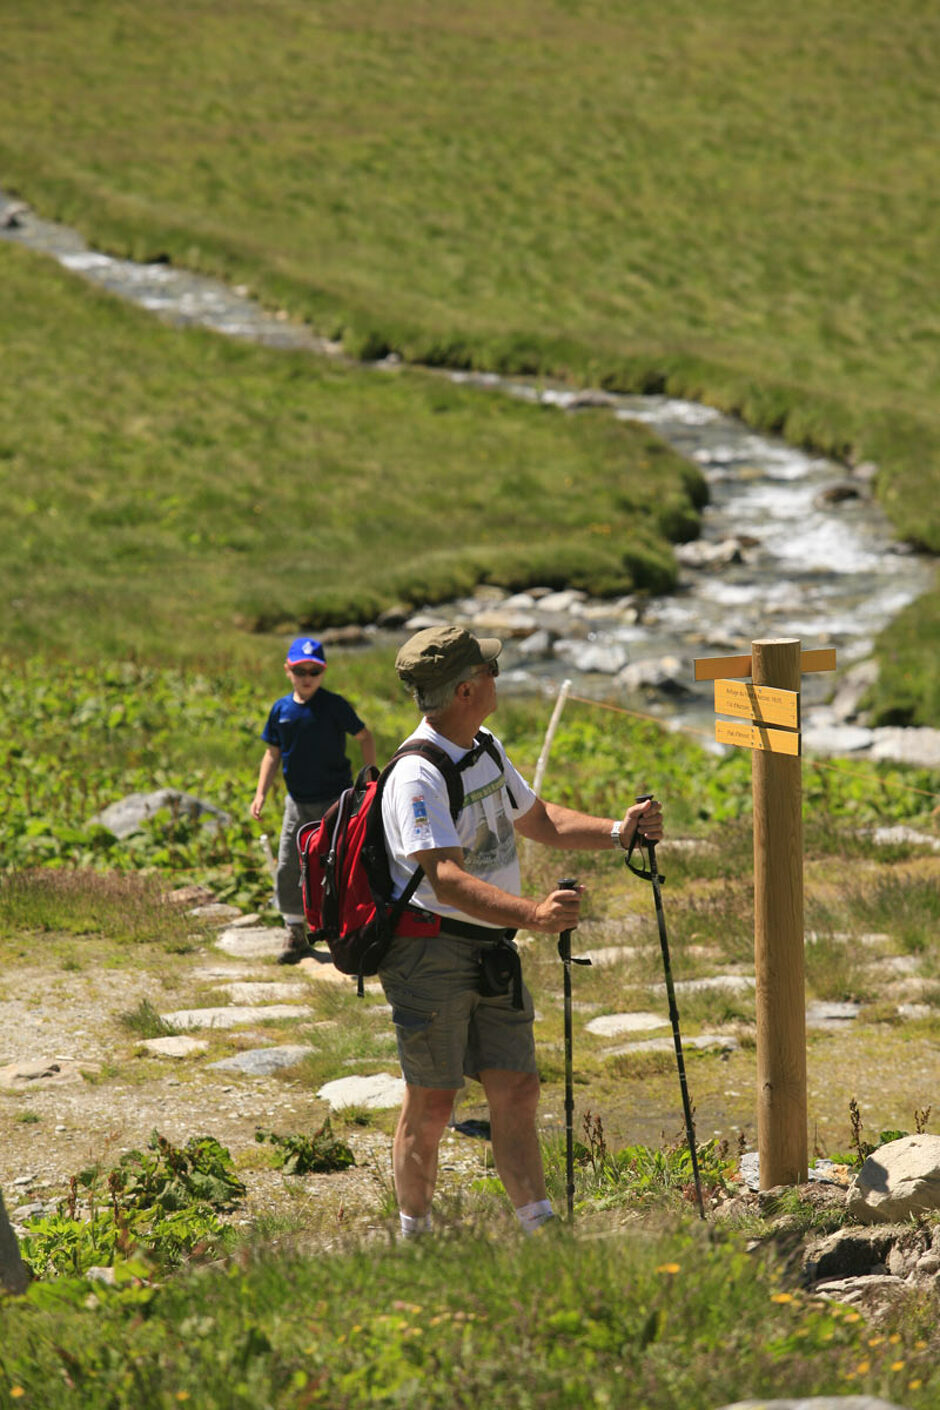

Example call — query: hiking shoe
[277,924,313,965]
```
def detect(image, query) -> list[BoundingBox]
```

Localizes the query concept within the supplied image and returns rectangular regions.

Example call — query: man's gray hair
[412,674,466,716]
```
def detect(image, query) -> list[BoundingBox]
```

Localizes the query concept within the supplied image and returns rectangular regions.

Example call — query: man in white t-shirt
[380,624,664,1238]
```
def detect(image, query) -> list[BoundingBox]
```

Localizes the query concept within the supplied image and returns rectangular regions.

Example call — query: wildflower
[909,1380,922,1391]
[770,1292,793,1304]
[11,1392,25,1402]
[890,1362,905,1373]
[656,1263,680,1275]
[855,1360,870,1374]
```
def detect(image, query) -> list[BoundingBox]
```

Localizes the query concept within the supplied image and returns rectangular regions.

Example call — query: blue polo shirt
[261,688,365,804]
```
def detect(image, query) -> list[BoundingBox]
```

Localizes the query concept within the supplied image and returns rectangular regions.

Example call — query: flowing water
[3,190,933,748]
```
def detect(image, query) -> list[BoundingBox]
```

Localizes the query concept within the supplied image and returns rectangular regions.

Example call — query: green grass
[2,1226,937,1408]
[0,239,703,657]
[2,0,939,550]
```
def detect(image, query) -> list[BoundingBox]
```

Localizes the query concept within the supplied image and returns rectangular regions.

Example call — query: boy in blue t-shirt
[251,635,376,963]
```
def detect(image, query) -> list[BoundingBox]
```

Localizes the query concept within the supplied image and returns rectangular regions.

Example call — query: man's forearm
[425,859,541,928]
[516,799,620,850]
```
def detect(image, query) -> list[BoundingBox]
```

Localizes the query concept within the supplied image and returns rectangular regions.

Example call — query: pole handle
[556,879,591,966]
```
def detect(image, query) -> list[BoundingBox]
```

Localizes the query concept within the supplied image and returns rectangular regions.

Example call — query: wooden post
[751,638,807,1187]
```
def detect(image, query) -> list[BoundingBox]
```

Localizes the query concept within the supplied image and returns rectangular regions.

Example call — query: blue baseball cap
[286,636,327,666]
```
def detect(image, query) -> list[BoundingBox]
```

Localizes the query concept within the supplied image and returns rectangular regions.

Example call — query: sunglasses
[476,660,499,678]
[290,665,325,678]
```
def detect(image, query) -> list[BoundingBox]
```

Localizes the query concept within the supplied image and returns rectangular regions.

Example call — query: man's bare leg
[480,1068,547,1207]
[393,1084,459,1216]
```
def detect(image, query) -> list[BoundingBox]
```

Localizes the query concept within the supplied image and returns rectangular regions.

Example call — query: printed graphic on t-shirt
[462,796,517,878]
[411,794,430,831]
[463,774,506,808]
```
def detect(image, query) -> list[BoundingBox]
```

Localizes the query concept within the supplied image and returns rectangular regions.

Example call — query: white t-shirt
[381,720,537,926]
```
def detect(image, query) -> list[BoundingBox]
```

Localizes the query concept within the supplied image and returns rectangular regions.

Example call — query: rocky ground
[2,881,938,1272]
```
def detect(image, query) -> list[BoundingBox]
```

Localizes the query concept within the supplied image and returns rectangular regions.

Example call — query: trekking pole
[557,877,592,1220]
[625,797,706,1220]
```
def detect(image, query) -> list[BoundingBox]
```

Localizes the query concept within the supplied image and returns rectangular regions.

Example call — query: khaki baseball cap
[395,625,502,687]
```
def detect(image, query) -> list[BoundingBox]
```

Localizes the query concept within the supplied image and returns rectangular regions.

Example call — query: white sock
[515,1199,555,1234]
[400,1211,432,1238]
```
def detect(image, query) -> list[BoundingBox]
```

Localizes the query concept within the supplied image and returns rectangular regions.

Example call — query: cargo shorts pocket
[390,1003,435,1037]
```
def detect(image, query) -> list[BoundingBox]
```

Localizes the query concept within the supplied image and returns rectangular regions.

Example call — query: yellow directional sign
[693,647,836,682]
[715,720,801,756]
[715,679,800,729]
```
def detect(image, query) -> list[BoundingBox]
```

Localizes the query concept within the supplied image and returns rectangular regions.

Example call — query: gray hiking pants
[276,795,331,925]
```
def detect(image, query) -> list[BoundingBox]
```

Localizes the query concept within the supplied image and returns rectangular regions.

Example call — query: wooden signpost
[693,638,836,1189]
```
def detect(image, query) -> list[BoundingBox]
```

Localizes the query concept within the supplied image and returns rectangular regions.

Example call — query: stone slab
[318,1072,406,1110]
[582,945,642,968]
[160,1004,309,1031]
[137,1036,208,1058]
[806,1000,860,1028]
[585,1012,667,1037]
[651,975,755,996]
[209,1045,310,1076]
[604,1033,739,1057]
[221,982,308,1003]
[0,1059,91,1088]
[215,926,287,959]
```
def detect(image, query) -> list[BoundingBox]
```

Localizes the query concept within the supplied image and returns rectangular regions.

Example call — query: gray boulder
[715,1393,907,1404]
[89,789,230,839]
[617,656,693,697]
[718,1396,907,1409]
[0,1187,28,1295]
[803,1224,928,1285]
[846,1134,940,1224]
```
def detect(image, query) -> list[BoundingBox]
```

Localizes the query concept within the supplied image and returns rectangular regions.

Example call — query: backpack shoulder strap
[473,729,518,810]
[387,739,466,820]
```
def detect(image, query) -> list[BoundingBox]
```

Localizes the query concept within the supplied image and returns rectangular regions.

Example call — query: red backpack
[297,732,508,995]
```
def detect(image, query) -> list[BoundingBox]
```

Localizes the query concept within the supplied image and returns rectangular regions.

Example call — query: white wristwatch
[610,820,623,848]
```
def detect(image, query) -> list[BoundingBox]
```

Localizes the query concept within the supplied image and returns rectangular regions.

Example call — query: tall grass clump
[0,869,204,947]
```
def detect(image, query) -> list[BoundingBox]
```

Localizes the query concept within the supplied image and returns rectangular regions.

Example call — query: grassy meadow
[0,239,704,657]
[2,0,939,550]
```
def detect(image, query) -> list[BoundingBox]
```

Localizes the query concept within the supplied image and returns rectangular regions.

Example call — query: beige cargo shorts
[378,933,537,1089]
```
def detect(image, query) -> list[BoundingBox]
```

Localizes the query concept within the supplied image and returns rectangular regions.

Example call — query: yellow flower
[888,1333,902,1345]
[890,1361,905,1372]
[656,1263,680,1275]
[770,1293,793,1304]
[11,1392,25,1402]
[855,1360,870,1374]
[844,1312,861,1323]
[909,1380,923,1391]
[868,1336,884,1346]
